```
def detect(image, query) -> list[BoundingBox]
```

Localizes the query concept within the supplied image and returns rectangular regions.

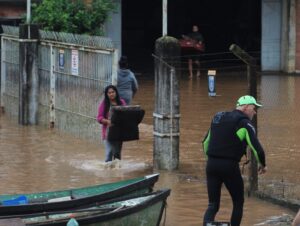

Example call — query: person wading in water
[202,95,267,226]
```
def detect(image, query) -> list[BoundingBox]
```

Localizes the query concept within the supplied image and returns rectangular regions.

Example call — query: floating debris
[254,214,294,225]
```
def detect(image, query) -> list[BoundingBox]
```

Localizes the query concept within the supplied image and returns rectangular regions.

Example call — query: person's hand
[106,119,112,127]
[102,119,112,126]
[258,165,267,174]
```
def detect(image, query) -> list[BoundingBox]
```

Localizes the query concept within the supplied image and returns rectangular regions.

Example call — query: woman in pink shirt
[97,85,126,162]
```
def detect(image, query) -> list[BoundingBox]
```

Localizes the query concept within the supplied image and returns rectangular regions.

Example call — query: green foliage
[31,0,117,35]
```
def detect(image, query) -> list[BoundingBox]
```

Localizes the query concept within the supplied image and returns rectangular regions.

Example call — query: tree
[31,0,117,35]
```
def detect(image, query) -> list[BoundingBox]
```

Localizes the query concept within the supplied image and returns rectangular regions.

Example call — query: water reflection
[0,73,298,225]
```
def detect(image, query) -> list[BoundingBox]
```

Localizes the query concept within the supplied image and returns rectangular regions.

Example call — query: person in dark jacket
[183,25,204,79]
[202,95,267,226]
[117,56,138,105]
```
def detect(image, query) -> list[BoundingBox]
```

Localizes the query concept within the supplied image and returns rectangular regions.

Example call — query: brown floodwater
[0,72,299,225]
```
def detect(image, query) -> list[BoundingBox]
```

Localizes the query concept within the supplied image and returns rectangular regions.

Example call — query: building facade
[1,0,300,73]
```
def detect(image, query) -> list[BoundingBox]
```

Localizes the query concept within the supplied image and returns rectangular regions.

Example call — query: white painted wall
[261,0,282,71]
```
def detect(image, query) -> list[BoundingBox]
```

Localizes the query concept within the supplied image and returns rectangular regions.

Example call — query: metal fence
[0,26,19,115]
[1,25,118,142]
[175,49,300,208]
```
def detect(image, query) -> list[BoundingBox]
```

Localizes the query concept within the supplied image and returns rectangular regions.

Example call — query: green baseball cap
[236,95,262,107]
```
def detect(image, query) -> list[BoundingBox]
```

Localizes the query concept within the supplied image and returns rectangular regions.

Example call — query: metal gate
[1,25,118,141]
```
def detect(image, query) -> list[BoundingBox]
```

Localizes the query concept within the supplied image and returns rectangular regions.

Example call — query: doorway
[122,0,261,74]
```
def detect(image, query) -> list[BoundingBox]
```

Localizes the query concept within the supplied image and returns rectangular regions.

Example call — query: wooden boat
[0,189,171,226]
[0,174,159,216]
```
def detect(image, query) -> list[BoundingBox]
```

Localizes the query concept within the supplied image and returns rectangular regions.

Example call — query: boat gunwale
[21,189,171,226]
[0,174,159,215]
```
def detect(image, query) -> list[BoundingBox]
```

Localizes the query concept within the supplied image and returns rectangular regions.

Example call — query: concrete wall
[295,0,300,72]
[284,0,296,73]
[261,0,282,71]
[104,0,122,57]
[261,0,300,73]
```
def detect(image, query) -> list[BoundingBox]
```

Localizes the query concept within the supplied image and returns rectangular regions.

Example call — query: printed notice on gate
[71,49,79,76]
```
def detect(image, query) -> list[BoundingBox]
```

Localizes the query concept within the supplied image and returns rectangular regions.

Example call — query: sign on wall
[71,49,79,76]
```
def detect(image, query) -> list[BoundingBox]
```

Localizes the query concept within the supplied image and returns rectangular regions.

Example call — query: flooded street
[0,72,299,225]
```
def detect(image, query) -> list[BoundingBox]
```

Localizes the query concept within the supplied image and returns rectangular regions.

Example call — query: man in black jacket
[202,95,267,226]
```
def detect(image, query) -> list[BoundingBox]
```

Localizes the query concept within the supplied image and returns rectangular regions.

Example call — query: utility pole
[27,0,31,24]
[162,0,167,36]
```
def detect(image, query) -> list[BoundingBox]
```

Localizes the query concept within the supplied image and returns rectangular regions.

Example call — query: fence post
[112,49,118,86]
[229,44,258,194]
[19,24,39,125]
[49,44,55,128]
[247,57,258,195]
[0,36,5,113]
[153,36,180,170]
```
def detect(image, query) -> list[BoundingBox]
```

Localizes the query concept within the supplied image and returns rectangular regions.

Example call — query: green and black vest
[207,110,249,162]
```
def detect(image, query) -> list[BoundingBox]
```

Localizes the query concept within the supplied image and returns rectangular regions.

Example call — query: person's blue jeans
[104,140,123,162]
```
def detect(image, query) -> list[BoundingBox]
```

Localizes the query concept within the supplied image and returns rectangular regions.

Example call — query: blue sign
[59,49,64,70]
[208,70,216,97]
